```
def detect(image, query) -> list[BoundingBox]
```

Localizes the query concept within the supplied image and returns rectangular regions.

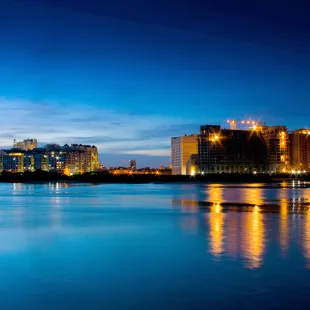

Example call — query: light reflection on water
[1,182,310,309]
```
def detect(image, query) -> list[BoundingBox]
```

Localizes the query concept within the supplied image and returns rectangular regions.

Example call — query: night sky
[0,0,309,167]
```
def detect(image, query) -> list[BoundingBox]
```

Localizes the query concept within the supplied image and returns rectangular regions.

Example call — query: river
[0,182,309,309]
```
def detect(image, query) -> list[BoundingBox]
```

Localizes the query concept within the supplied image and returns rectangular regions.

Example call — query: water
[0,181,310,309]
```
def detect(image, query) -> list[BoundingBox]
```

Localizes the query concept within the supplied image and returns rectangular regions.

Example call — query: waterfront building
[13,139,37,151]
[129,160,136,170]
[171,134,198,175]
[197,125,267,173]
[186,154,198,175]
[71,144,99,172]
[0,143,99,175]
[290,129,310,172]
[261,126,290,172]
[0,151,24,173]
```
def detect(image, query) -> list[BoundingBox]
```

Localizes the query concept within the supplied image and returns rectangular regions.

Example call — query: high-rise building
[71,144,99,172]
[197,125,267,173]
[13,139,37,151]
[171,135,198,175]
[261,126,290,172]
[129,160,136,170]
[290,129,310,172]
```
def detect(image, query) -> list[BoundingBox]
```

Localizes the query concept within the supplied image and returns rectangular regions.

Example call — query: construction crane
[226,119,262,130]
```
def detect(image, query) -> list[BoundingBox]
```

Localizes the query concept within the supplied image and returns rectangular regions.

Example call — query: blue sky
[0,0,309,167]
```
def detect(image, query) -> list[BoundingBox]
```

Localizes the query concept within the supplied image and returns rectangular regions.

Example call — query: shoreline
[0,171,308,184]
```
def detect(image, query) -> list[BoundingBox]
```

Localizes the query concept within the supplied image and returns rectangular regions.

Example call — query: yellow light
[214,135,219,140]
[253,205,260,214]
[308,131,310,135]
[252,125,257,131]
[191,169,195,176]
[241,120,245,124]
[227,120,230,123]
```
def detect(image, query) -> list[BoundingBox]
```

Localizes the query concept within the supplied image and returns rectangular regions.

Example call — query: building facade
[13,139,37,151]
[290,129,310,171]
[0,151,24,173]
[0,144,99,175]
[261,126,290,172]
[197,125,267,173]
[171,135,198,175]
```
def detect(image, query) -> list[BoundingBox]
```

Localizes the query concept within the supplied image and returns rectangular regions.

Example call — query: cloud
[0,97,199,162]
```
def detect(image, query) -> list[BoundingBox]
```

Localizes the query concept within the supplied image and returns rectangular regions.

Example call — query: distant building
[71,144,99,172]
[13,139,37,151]
[0,151,24,173]
[261,126,290,172]
[129,160,136,170]
[171,134,198,175]
[0,143,99,175]
[24,148,49,171]
[197,125,267,173]
[290,129,310,171]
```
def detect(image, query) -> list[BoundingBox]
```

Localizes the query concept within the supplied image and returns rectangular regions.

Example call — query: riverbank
[0,171,308,184]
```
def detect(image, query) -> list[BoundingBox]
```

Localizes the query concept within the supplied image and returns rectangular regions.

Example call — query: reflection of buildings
[226,214,239,259]
[278,189,289,256]
[241,207,265,269]
[208,204,224,257]
[171,135,198,175]
[207,185,224,257]
[303,208,310,269]
[290,129,310,172]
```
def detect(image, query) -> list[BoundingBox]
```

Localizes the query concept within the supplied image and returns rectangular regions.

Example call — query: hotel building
[171,135,198,175]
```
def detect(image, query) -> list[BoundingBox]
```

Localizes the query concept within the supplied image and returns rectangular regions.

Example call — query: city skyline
[0,0,309,167]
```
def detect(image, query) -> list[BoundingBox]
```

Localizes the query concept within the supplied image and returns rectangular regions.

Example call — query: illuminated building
[171,134,198,175]
[13,138,37,151]
[0,143,99,175]
[0,151,24,172]
[129,160,137,170]
[290,129,310,171]
[71,144,99,172]
[197,125,267,173]
[186,154,198,176]
[24,148,49,171]
[261,126,290,172]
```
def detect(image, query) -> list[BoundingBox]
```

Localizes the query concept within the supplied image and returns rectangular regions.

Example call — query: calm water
[1,182,310,309]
